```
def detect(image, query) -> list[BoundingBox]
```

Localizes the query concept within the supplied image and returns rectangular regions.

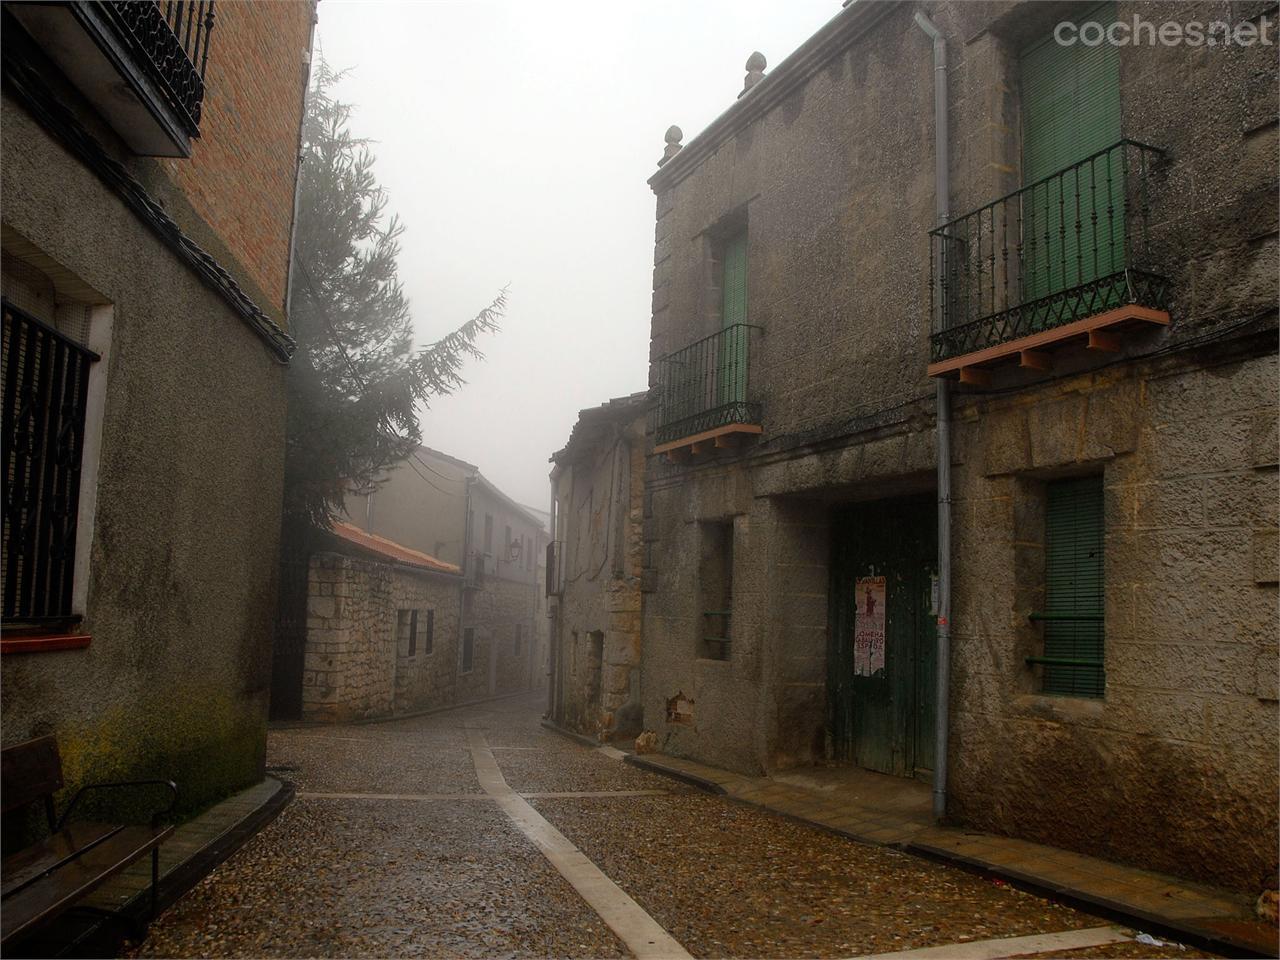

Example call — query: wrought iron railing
[2,301,100,625]
[930,140,1169,364]
[98,1,216,136]
[654,323,761,446]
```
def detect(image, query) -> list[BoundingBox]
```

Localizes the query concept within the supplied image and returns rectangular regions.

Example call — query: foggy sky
[317,0,840,510]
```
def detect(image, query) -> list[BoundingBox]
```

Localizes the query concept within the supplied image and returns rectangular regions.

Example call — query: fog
[317,0,840,510]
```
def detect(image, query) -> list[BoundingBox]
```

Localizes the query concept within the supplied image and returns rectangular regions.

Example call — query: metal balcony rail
[2,301,100,624]
[929,140,1169,364]
[654,323,761,447]
[100,0,216,136]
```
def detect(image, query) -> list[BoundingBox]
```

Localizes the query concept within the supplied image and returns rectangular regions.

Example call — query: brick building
[548,393,648,740]
[640,0,1276,894]
[1,1,314,815]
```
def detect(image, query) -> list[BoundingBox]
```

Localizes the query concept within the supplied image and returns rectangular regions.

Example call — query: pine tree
[283,60,505,531]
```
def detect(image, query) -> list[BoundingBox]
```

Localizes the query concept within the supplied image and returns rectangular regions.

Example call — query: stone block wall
[639,0,1278,896]
[555,431,646,741]
[947,345,1279,892]
[302,553,461,722]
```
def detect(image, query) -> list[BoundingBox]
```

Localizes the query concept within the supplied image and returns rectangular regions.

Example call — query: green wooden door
[718,232,748,407]
[1021,3,1122,310]
[828,496,937,778]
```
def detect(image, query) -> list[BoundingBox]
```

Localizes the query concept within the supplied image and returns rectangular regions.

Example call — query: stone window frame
[0,238,114,651]
[1012,465,1110,702]
[696,517,736,662]
[422,608,435,656]
[395,608,419,659]
[461,626,475,674]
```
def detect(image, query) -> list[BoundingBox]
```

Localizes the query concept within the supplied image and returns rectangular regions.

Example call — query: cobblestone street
[128,695,1213,959]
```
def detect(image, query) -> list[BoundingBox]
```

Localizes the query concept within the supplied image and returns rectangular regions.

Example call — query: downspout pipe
[913,9,952,824]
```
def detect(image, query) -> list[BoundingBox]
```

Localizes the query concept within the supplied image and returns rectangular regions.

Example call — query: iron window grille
[929,140,1169,364]
[654,323,762,447]
[2,300,100,626]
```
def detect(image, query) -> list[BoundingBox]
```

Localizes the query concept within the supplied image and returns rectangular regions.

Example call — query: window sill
[1,633,92,654]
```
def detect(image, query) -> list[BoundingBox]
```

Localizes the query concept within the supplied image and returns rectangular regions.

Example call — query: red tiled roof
[329,521,462,576]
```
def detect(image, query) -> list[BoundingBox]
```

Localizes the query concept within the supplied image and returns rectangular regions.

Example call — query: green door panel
[828,496,937,778]
[719,233,748,406]
[1021,3,1122,309]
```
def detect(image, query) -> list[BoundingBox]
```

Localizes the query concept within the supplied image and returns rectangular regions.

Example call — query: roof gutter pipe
[914,8,952,824]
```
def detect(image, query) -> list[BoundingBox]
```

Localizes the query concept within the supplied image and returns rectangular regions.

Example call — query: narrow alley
[127,696,1208,959]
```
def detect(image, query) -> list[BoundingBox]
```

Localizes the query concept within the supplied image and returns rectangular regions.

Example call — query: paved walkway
[628,751,1276,958]
[121,694,1234,958]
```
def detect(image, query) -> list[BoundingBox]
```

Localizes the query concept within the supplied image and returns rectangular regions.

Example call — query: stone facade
[302,553,461,722]
[549,394,648,740]
[459,576,540,704]
[1,2,313,816]
[641,0,1277,893]
[340,449,547,707]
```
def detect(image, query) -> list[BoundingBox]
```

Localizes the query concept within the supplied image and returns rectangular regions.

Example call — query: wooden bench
[1,736,177,948]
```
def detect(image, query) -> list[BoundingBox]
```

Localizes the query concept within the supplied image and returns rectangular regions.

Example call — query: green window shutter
[719,232,748,406]
[1043,476,1105,697]
[721,232,748,328]
[1021,4,1123,304]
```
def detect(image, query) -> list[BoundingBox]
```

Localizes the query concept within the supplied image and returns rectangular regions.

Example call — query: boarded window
[424,608,435,655]
[1039,476,1105,697]
[698,521,734,661]
[462,627,475,673]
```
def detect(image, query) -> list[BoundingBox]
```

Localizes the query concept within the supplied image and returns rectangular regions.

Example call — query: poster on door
[854,576,887,676]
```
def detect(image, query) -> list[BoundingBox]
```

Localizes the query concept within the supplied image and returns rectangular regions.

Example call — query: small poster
[854,576,887,676]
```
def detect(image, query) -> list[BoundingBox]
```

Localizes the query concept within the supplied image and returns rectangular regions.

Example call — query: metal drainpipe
[914,9,952,824]
[283,9,318,326]
[547,471,559,718]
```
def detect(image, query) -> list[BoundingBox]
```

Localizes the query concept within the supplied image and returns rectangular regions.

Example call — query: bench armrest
[55,779,179,832]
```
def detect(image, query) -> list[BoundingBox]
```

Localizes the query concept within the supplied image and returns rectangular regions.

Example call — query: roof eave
[648,0,897,194]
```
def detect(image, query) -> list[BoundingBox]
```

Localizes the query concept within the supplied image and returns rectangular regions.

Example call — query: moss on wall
[52,682,265,822]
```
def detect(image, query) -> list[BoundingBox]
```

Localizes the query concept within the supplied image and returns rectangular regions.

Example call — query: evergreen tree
[284,60,505,530]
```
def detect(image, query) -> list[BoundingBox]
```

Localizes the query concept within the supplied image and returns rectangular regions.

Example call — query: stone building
[301,523,462,722]
[337,446,548,707]
[548,393,648,740]
[1,2,313,815]
[641,0,1276,894]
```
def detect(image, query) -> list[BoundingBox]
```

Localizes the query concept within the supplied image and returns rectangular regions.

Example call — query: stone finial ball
[746,51,766,72]
[664,125,683,145]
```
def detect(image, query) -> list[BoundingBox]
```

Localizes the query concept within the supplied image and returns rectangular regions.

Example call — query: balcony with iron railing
[9,1,216,156]
[653,323,762,461]
[928,140,1171,384]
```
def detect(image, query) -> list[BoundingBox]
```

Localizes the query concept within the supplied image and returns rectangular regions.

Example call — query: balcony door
[1021,3,1122,309]
[717,231,748,409]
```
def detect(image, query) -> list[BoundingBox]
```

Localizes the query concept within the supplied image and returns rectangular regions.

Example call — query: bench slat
[2,822,125,899]
[0,824,173,946]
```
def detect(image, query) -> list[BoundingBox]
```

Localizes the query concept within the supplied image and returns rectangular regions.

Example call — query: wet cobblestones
[128,695,1212,959]
[529,793,1101,958]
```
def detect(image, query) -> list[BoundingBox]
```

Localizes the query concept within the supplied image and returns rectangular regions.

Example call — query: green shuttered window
[1021,3,1123,302]
[719,232,748,407]
[1040,476,1105,697]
